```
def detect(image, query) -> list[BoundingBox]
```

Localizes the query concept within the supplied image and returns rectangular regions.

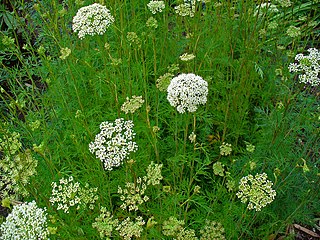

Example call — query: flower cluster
[92,207,119,239]
[236,173,276,211]
[189,131,196,143]
[118,177,149,212]
[118,162,163,211]
[50,176,98,213]
[147,1,165,14]
[180,53,196,61]
[144,161,163,185]
[121,95,145,114]
[0,130,22,155]
[175,3,196,17]
[146,16,158,28]
[286,25,301,38]
[254,3,279,17]
[245,141,255,153]
[72,3,115,39]
[276,0,292,7]
[199,220,225,240]
[0,149,38,200]
[0,201,49,240]
[127,32,141,47]
[167,73,208,113]
[93,211,145,240]
[116,216,145,240]
[213,161,225,176]
[59,47,71,60]
[219,142,232,156]
[162,216,185,236]
[89,118,138,171]
[288,48,320,86]
[156,73,174,91]
[177,228,198,240]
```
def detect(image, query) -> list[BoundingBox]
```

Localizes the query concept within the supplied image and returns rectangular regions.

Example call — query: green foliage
[0,0,319,239]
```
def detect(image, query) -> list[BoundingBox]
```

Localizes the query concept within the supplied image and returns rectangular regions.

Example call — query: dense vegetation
[0,0,319,239]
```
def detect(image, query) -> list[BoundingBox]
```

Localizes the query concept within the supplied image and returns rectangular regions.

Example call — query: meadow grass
[0,0,319,239]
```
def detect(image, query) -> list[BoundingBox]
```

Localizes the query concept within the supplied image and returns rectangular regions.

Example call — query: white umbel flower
[72,3,115,39]
[288,48,320,86]
[167,73,208,113]
[89,118,138,170]
[0,201,49,240]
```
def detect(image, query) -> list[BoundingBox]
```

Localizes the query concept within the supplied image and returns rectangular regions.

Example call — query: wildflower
[200,220,226,240]
[28,120,41,131]
[121,95,145,114]
[0,130,22,155]
[50,176,98,213]
[156,72,174,91]
[127,32,141,47]
[175,3,196,17]
[189,131,196,143]
[193,185,201,194]
[167,63,180,73]
[276,0,292,7]
[75,109,83,118]
[0,201,49,240]
[118,178,149,211]
[37,46,46,55]
[110,56,122,66]
[167,73,208,113]
[0,149,37,200]
[147,216,157,228]
[286,25,301,38]
[162,216,185,236]
[89,118,138,170]
[213,161,225,176]
[226,178,235,192]
[104,42,110,50]
[147,1,165,14]
[116,216,145,240]
[1,35,15,46]
[236,173,276,211]
[288,48,320,86]
[146,16,158,28]
[144,161,163,186]
[72,3,115,39]
[180,53,196,61]
[244,141,255,153]
[249,161,257,170]
[219,142,232,156]
[163,185,171,193]
[153,126,160,133]
[92,207,119,238]
[59,47,71,60]
[177,228,198,240]
[268,21,278,30]
[254,3,279,17]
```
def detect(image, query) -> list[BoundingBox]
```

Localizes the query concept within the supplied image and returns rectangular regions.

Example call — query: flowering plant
[72,3,115,39]
[0,201,49,240]
[236,173,276,211]
[288,48,320,86]
[167,73,208,113]
[89,118,138,170]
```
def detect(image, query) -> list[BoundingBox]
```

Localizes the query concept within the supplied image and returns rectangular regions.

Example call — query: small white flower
[288,48,320,86]
[0,201,49,239]
[167,73,208,113]
[72,3,115,39]
[89,118,138,170]
[179,53,195,61]
[147,1,165,14]
[236,173,276,211]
